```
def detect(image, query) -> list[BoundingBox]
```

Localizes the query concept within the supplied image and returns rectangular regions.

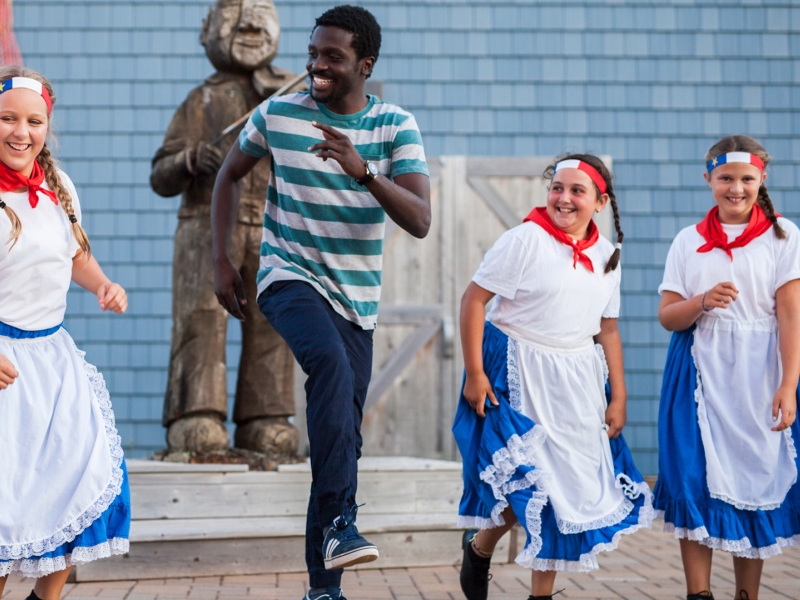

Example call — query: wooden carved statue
[151,0,303,456]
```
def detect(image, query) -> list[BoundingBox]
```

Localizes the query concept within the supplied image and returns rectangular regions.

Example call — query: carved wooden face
[201,0,280,73]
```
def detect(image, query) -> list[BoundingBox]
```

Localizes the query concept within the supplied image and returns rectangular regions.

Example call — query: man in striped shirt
[211,6,430,600]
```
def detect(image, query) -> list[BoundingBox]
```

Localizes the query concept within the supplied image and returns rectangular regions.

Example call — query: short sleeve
[775,219,800,291]
[602,271,621,319]
[389,114,429,179]
[238,100,271,159]
[658,234,688,298]
[472,229,531,300]
[59,170,82,258]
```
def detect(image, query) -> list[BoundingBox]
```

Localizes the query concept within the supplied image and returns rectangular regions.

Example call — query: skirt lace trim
[0,538,130,579]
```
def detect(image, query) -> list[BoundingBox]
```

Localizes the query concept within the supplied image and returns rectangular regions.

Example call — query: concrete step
[72,456,470,582]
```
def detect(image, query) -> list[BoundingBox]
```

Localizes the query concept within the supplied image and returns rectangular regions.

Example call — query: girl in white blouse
[0,66,129,600]
[453,154,652,600]
[654,135,800,600]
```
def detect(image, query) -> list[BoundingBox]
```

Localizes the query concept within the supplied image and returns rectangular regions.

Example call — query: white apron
[0,328,123,561]
[693,315,797,510]
[505,327,633,533]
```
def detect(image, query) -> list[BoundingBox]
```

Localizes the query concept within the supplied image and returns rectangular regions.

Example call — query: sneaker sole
[324,546,379,570]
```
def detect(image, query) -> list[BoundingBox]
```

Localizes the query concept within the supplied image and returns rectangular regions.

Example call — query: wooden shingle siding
[14,1,800,474]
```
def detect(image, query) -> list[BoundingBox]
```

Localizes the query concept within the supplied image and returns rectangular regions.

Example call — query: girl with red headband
[654,135,800,600]
[453,153,652,600]
[0,66,130,600]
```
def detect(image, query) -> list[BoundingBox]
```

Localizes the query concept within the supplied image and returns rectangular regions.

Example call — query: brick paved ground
[3,524,799,600]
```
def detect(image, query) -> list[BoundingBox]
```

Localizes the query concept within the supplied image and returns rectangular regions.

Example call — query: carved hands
[186,141,225,177]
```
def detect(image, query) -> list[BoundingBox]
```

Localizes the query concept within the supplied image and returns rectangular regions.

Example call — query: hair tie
[554,159,607,194]
[68,214,77,224]
[707,152,765,173]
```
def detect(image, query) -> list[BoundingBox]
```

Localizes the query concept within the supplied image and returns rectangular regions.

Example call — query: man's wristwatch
[355,160,379,186]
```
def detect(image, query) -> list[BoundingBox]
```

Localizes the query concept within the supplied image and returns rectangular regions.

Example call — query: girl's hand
[97,282,128,314]
[771,384,797,432]
[703,282,738,311]
[463,371,498,418]
[0,354,19,389]
[605,400,627,438]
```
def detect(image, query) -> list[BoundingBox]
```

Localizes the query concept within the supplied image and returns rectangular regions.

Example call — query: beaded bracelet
[701,290,711,312]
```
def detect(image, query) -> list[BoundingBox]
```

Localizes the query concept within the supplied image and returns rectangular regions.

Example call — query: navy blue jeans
[259,281,373,588]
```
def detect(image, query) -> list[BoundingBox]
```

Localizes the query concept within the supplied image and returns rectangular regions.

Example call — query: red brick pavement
[2,525,799,600]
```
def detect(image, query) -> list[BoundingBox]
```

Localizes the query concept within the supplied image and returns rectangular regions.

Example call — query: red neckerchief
[0,160,58,208]
[524,206,599,272]
[696,204,777,260]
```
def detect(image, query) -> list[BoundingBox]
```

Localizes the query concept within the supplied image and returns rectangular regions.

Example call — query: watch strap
[355,161,377,186]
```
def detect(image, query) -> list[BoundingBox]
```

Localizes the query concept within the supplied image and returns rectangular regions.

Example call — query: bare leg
[732,556,763,600]
[680,539,713,595]
[474,505,517,555]
[0,575,7,598]
[33,568,72,600]
[530,570,558,597]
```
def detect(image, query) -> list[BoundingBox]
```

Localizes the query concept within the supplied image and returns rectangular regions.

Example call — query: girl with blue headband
[654,134,800,600]
[0,66,130,600]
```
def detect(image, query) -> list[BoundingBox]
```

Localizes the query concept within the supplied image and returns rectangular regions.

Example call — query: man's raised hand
[308,121,367,179]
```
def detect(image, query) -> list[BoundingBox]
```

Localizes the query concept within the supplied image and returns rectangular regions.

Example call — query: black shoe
[460,529,491,600]
[25,592,42,600]
[736,592,750,600]
[687,592,714,600]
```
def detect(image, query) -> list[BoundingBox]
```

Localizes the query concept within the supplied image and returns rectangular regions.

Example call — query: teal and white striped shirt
[239,92,429,330]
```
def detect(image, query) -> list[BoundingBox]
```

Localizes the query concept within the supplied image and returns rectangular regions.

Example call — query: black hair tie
[68,214,78,223]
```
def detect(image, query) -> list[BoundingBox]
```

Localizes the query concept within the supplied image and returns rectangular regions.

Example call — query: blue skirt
[453,322,653,572]
[0,461,131,578]
[654,327,800,558]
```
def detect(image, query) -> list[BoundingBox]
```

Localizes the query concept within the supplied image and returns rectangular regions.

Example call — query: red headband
[554,159,607,194]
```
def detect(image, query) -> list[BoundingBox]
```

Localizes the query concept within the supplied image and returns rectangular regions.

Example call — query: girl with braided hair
[453,154,652,600]
[0,66,130,600]
[654,135,800,600]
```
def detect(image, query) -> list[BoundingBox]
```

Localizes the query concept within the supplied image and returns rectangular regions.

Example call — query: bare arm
[594,317,627,438]
[459,282,498,417]
[773,279,800,431]
[658,282,739,331]
[71,250,127,313]
[308,122,431,238]
[211,145,261,321]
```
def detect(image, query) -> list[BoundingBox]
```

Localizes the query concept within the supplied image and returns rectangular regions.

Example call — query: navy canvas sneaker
[302,587,346,600]
[322,505,379,569]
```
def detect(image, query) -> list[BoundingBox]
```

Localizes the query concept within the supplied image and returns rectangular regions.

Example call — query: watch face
[366,161,379,177]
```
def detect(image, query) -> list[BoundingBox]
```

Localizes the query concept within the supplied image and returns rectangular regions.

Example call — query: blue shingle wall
[14,1,800,473]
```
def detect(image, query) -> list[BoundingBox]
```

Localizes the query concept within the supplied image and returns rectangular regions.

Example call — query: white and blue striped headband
[0,77,53,114]
[707,152,764,174]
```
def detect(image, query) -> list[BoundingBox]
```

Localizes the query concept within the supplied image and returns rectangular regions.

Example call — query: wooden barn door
[296,156,612,460]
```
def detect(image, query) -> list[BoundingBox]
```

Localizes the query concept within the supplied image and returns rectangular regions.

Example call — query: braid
[0,198,22,249]
[604,188,624,273]
[36,144,91,254]
[757,183,786,240]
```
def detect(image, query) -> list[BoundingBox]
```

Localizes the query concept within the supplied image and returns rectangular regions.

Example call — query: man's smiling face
[306,26,368,106]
